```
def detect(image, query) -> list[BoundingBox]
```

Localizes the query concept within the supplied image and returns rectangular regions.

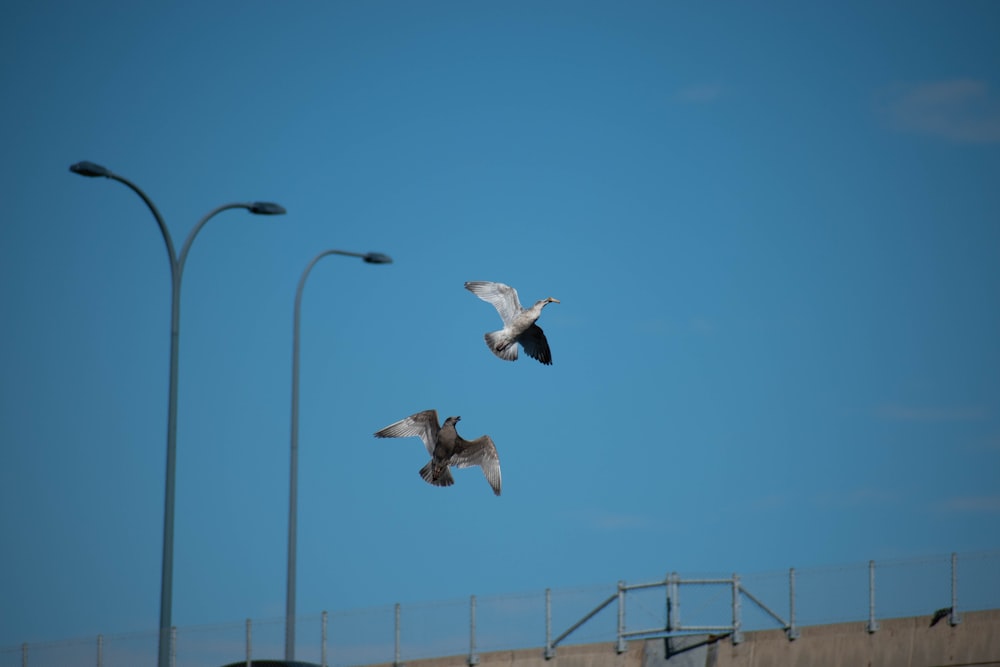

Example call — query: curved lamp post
[69,160,286,667]
[286,249,392,660]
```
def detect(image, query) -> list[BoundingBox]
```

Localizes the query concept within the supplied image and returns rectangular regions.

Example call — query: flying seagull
[374,409,502,496]
[464,281,559,365]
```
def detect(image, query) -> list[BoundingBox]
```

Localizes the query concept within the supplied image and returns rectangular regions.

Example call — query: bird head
[540,297,560,307]
[444,415,461,426]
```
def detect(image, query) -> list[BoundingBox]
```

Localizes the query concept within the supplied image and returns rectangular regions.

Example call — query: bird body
[465,281,559,365]
[374,409,502,496]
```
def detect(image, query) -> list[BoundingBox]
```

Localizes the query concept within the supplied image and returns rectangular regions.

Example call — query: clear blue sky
[2,0,999,649]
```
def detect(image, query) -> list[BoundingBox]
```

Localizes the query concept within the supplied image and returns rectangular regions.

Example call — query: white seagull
[464,281,559,365]
[374,410,502,496]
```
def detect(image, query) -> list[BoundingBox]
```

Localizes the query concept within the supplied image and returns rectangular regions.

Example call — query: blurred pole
[950,552,962,626]
[70,162,285,667]
[732,574,743,644]
[468,595,479,666]
[285,249,392,660]
[321,610,328,667]
[394,602,402,667]
[867,560,879,633]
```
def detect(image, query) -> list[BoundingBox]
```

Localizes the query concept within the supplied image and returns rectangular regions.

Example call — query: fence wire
[3,549,998,667]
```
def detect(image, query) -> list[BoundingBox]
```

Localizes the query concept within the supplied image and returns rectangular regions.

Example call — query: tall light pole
[69,161,286,667]
[286,249,392,660]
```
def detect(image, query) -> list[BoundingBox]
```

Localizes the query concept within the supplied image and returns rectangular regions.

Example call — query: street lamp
[69,161,286,667]
[285,249,393,660]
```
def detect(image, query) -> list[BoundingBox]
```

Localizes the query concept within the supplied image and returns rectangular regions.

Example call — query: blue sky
[2,0,999,650]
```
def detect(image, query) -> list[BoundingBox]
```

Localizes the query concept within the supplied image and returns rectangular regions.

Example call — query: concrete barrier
[374,609,999,667]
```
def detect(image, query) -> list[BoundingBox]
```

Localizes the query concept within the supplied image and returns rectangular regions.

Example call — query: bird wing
[450,435,502,496]
[518,323,553,365]
[373,409,440,456]
[465,281,522,326]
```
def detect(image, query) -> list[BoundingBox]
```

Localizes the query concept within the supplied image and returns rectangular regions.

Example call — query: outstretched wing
[518,323,552,365]
[373,409,440,456]
[464,281,522,326]
[450,435,502,496]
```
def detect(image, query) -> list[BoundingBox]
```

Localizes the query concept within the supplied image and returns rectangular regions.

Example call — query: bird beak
[549,297,560,303]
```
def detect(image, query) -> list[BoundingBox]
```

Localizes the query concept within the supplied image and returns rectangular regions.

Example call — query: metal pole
[246,618,252,667]
[616,580,627,653]
[97,634,103,667]
[170,627,176,667]
[867,560,879,633]
[468,595,479,666]
[286,249,392,661]
[787,568,799,640]
[667,572,680,632]
[70,165,283,667]
[96,172,178,667]
[321,610,328,667]
[544,588,553,659]
[21,642,26,667]
[950,552,962,626]
[394,603,403,667]
[732,574,743,644]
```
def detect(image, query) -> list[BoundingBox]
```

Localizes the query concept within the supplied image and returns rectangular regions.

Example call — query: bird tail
[484,331,518,361]
[419,462,454,487]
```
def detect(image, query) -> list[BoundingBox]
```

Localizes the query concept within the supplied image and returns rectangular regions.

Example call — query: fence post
[321,610,328,667]
[666,572,680,633]
[787,568,799,640]
[394,602,403,667]
[21,642,26,667]
[732,574,743,644]
[867,560,879,633]
[950,552,962,626]
[170,627,177,667]
[97,633,103,667]
[245,618,252,667]
[468,595,479,666]
[544,588,554,660]
[615,580,627,653]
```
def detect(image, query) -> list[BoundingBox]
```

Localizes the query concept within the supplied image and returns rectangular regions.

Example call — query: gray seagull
[465,281,559,365]
[374,410,502,496]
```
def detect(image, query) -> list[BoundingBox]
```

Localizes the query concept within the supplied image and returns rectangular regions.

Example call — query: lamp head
[363,253,393,264]
[69,161,112,178]
[249,202,286,215]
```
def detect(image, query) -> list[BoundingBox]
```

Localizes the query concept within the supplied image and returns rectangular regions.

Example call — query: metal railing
[4,550,997,667]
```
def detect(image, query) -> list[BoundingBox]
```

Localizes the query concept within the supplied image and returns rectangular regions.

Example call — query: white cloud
[588,510,652,530]
[881,79,1000,143]
[673,83,724,104]
[813,487,900,509]
[941,496,1000,513]
[875,403,989,422]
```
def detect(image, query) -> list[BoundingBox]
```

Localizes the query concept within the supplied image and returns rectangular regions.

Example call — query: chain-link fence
[3,550,998,667]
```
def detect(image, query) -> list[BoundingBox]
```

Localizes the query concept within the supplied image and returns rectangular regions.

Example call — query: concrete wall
[708,608,1000,667]
[374,609,1000,667]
